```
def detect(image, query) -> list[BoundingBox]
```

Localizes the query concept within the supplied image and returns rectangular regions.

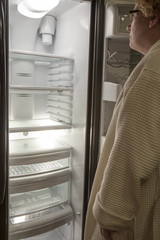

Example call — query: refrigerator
[0,0,142,239]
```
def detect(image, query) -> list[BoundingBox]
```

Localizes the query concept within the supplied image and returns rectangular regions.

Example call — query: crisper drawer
[21,223,73,240]
[10,183,70,218]
[9,138,72,194]
[10,168,70,194]
[9,203,73,240]
[9,138,72,165]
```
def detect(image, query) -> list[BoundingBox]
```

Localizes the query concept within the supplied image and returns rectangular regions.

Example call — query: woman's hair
[135,0,160,17]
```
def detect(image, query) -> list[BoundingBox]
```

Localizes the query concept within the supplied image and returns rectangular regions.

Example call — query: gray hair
[135,0,160,17]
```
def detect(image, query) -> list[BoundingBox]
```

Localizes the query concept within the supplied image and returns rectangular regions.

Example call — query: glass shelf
[9,137,72,163]
[9,49,73,64]
[9,85,73,93]
[9,119,71,133]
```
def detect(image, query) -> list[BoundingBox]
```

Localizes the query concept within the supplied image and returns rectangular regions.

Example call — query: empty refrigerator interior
[9,0,91,239]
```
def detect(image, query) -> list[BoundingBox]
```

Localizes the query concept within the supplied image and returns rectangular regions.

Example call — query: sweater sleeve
[92,68,160,231]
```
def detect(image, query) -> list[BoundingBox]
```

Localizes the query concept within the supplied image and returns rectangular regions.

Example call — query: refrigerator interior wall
[9,0,91,239]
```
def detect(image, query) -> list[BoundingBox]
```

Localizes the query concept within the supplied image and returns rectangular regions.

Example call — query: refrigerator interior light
[17,0,61,18]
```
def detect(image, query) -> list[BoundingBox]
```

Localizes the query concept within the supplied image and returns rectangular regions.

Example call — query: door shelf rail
[9,203,73,240]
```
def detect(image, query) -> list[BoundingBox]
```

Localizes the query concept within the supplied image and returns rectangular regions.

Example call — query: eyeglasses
[128,9,141,23]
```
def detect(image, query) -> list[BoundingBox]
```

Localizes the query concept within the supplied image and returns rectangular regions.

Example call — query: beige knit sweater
[84,40,160,240]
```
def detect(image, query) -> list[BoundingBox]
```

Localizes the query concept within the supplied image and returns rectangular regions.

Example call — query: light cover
[17,0,60,18]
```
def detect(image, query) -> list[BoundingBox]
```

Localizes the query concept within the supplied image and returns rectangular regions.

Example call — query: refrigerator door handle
[0,0,7,205]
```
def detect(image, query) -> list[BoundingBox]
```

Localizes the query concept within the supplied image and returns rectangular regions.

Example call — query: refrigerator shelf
[9,169,70,194]
[9,119,71,133]
[9,137,72,160]
[10,151,71,166]
[9,85,73,92]
[9,49,74,63]
[9,203,73,240]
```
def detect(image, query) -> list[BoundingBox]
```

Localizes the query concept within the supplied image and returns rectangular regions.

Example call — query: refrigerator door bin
[103,82,122,102]
[9,168,70,194]
[9,203,73,240]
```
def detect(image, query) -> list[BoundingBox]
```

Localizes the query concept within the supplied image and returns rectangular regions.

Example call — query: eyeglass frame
[128,9,141,23]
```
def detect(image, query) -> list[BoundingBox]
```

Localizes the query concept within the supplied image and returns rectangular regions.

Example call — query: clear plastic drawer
[10,158,69,177]
[10,183,69,217]
[21,222,73,240]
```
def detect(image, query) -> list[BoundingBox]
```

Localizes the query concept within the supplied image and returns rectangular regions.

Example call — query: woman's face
[127,4,150,54]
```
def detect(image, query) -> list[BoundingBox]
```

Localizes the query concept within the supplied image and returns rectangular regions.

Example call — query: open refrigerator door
[100,0,143,151]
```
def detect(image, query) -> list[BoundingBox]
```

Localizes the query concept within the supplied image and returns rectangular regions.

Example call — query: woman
[84,1,160,239]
